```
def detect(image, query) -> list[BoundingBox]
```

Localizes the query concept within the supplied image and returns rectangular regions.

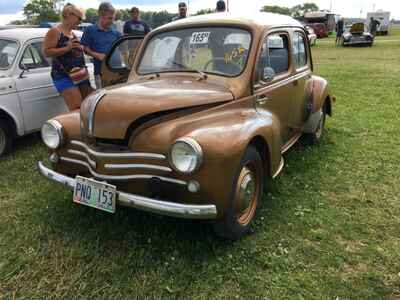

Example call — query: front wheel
[0,119,14,158]
[212,146,264,240]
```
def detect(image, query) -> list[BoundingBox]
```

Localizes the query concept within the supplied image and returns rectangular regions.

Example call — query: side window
[21,42,49,69]
[257,33,290,82]
[292,32,308,69]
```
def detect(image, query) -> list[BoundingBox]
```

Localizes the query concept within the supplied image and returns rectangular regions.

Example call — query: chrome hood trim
[80,89,106,137]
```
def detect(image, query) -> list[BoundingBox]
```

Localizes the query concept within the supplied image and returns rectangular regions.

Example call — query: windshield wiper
[168,60,208,80]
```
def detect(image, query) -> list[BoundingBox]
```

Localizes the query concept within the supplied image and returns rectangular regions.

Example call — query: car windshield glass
[138,27,251,77]
[0,39,19,70]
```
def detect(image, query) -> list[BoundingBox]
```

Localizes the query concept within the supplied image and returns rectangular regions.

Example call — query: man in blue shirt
[81,2,121,88]
[123,7,151,36]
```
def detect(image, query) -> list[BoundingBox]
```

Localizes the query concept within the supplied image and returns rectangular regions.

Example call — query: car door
[101,35,144,87]
[15,39,67,132]
[254,30,296,149]
[290,29,312,129]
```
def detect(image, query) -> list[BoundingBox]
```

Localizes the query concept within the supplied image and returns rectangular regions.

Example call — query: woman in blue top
[43,4,93,110]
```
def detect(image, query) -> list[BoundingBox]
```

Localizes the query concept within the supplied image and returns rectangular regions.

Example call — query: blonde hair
[61,3,85,21]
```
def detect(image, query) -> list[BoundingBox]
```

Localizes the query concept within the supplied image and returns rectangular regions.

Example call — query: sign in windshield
[138,27,251,77]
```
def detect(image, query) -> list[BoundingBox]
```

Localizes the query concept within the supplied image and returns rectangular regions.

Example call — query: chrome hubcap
[238,167,255,213]
[0,127,6,155]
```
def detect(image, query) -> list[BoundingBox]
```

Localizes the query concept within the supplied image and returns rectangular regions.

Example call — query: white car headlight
[169,138,203,174]
[41,120,64,149]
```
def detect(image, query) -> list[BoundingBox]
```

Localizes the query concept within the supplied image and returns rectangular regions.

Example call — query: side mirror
[263,67,275,82]
[19,63,30,78]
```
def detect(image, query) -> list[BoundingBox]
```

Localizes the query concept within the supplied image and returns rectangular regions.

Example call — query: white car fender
[0,76,24,136]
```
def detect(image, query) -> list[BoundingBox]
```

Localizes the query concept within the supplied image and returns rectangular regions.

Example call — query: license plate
[73,176,116,213]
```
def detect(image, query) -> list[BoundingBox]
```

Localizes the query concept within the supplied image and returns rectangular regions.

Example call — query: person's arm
[123,21,129,35]
[81,27,106,61]
[144,22,151,34]
[84,46,106,61]
[42,27,79,58]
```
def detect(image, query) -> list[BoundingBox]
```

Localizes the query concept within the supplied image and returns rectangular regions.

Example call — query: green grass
[1,33,400,299]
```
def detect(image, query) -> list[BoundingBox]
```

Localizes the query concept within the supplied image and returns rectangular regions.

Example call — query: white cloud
[0,12,24,25]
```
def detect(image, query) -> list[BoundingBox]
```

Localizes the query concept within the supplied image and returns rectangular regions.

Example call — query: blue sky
[1,0,399,25]
[0,0,175,14]
[0,0,25,14]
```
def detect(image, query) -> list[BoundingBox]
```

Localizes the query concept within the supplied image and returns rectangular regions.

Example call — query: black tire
[212,146,264,240]
[303,104,327,146]
[0,119,14,158]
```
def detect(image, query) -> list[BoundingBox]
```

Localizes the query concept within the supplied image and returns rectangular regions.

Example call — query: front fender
[132,97,282,216]
[50,111,81,141]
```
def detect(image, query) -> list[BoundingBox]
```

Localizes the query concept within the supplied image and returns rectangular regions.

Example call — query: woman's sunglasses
[71,12,82,22]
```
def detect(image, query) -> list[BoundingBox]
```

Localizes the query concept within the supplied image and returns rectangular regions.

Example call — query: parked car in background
[305,25,317,46]
[0,28,94,157]
[342,23,374,46]
[77,23,93,32]
[38,12,334,240]
[309,23,328,38]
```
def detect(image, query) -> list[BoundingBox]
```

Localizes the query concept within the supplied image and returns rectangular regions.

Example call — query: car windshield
[0,39,19,70]
[138,27,251,77]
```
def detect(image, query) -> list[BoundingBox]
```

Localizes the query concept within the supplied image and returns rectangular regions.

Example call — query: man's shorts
[53,76,90,93]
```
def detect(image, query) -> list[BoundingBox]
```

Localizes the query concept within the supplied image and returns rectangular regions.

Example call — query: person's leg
[61,87,83,111]
[79,81,95,99]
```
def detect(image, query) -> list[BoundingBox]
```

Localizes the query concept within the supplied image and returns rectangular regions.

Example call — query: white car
[0,28,94,157]
[305,25,317,46]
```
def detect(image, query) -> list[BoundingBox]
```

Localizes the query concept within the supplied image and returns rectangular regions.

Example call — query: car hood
[81,77,234,139]
[350,23,365,34]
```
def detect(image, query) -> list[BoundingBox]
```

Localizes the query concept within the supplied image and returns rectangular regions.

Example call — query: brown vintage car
[38,12,334,239]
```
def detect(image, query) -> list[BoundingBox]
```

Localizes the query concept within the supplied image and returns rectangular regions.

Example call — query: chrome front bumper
[343,40,373,45]
[37,161,217,220]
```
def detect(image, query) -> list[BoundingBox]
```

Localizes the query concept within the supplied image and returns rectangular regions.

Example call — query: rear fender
[303,76,333,133]
[305,75,332,115]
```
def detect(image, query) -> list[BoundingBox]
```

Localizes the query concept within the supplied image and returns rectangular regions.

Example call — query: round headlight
[41,120,64,149]
[170,138,203,174]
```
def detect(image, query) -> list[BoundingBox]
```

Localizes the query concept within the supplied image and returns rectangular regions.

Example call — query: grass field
[1,30,400,299]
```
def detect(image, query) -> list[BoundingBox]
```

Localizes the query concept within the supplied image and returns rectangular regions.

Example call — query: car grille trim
[67,149,97,168]
[104,163,172,172]
[70,140,166,160]
[59,156,186,185]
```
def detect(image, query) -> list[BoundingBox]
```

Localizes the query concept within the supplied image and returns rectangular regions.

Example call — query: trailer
[366,11,391,35]
[304,11,336,34]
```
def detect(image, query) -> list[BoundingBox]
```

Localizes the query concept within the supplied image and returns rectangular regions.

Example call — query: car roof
[0,28,82,43]
[157,12,303,32]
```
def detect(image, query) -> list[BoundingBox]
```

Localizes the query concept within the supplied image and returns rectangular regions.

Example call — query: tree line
[11,0,319,27]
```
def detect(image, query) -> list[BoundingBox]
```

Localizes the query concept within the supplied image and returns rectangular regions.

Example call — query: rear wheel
[0,119,14,158]
[212,146,264,240]
[303,104,327,146]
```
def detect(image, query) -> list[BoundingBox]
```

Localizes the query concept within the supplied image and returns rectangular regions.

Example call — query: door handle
[293,79,299,86]
[256,95,269,105]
